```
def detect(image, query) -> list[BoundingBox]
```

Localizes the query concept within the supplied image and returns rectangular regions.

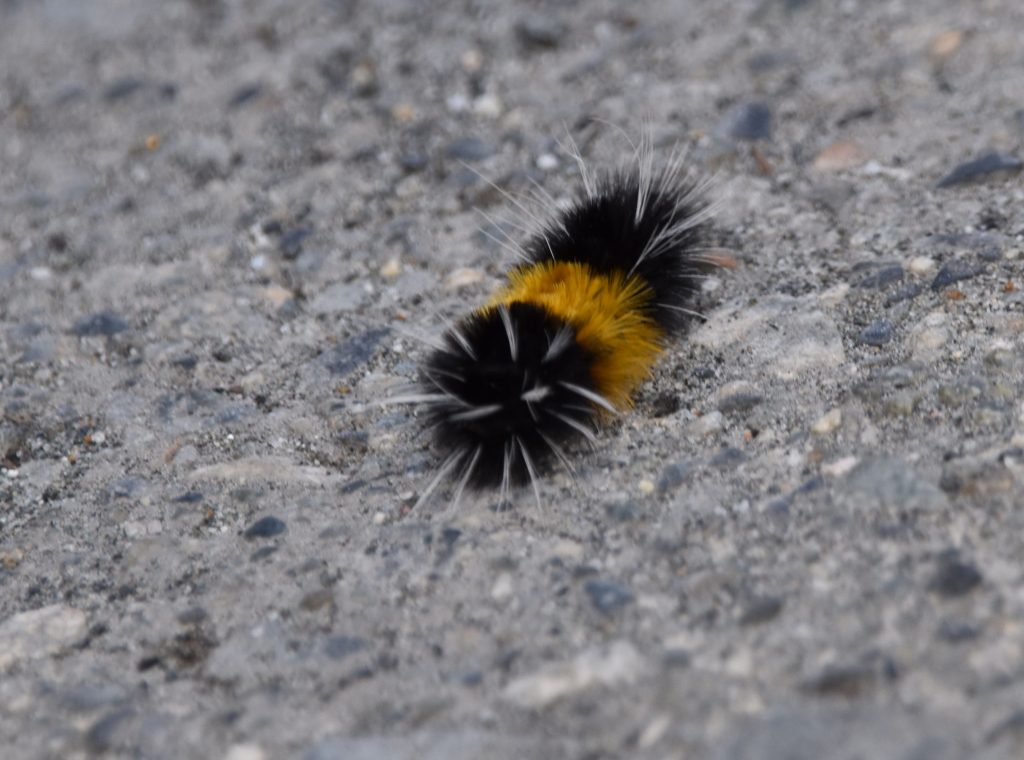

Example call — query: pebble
[224,744,267,760]
[503,640,645,708]
[931,259,983,291]
[444,137,495,162]
[445,267,485,289]
[885,283,923,306]
[822,455,858,477]
[812,139,866,171]
[857,319,894,346]
[536,153,559,171]
[657,462,692,495]
[0,604,88,671]
[515,16,567,49]
[716,382,764,413]
[811,408,842,435]
[928,555,983,597]
[323,635,366,661]
[319,328,390,377]
[398,152,429,172]
[244,516,287,539]
[691,410,724,436]
[584,580,635,615]
[71,311,130,336]
[842,458,947,512]
[228,84,263,108]
[716,101,772,141]
[279,227,312,259]
[800,663,877,698]
[908,256,935,274]
[936,151,1022,188]
[711,447,747,468]
[856,265,904,289]
[103,77,146,101]
[738,596,784,625]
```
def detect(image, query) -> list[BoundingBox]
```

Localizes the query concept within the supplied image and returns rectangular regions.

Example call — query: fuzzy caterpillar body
[418,153,719,500]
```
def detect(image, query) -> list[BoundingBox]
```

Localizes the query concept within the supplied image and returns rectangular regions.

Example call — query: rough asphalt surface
[2,1,1024,758]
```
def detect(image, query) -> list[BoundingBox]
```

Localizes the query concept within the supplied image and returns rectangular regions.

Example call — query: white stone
[503,641,646,708]
[0,605,88,671]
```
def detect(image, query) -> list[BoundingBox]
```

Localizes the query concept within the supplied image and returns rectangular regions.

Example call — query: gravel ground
[2,1,1023,758]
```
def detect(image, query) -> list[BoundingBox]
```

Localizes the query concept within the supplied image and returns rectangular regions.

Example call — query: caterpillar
[407,136,723,507]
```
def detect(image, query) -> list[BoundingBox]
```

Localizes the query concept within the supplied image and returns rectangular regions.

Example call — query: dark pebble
[986,710,1024,745]
[444,137,495,162]
[800,664,876,698]
[279,227,313,259]
[172,491,203,503]
[515,16,567,49]
[398,152,429,172]
[795,474,824,494]
[693,366,717,380]
[177,606,209,625]
[110,477,146,498]
[857,319,894,346]
[86,709,135,752]
[103,78,146,102]
[716,101,772,141]
[936,619,979,643]
[648,391,680,417]
[885,283,923,306]
[321,327,390,377]
[583,579,634,615]
[228,83,263,108]
[323,635,367,661]
[856,265,904,289]
[711,447,747,469]
[717,392,764,413]
[931,259,983,291]
[244,516,287,540]
[657,462,693,495]
[604,500,640,521]
[936,151,1022,188]
[928,556,982,597]
[739,596,784,625]
[172,355,198,370]
[71,311,130,336]
[250,546,278,561]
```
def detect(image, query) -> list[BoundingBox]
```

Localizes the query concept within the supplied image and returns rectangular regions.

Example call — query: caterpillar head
[421,302,599,489]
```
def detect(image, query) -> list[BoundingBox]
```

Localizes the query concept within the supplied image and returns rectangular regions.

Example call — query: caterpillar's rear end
[418,148,722,503]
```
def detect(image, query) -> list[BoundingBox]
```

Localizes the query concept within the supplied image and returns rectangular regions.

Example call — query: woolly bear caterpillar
[403,132,725,507]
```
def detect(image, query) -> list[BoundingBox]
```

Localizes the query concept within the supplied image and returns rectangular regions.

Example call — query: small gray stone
[936,151,1022,188]
[717,392,765,414]
[323,635,367,661]
[716,101,772,141]
[856,265,904,289]
[928,555,982,597]
[71,311,130,336]
[739,596,783,626]
[842,458,947,513]
[931,260,984,291]
[444,137,495,162]
[583,579,634,615]
[857,320,894,346]
[885,283,923,305]
[244,516,287,540]
[515,16,567,49]
[711,447,747,468]
[320,328,390,377]
[657,462,693,495]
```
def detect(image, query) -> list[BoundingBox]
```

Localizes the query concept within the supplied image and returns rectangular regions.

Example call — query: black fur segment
[526,170,711,331]
[422,302,600,489]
